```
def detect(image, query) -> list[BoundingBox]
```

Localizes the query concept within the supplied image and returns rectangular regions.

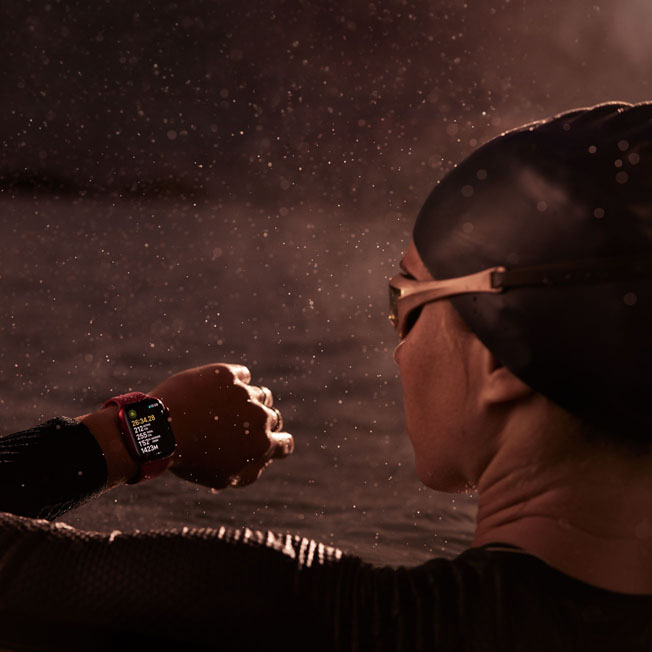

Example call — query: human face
[392,241,488,491]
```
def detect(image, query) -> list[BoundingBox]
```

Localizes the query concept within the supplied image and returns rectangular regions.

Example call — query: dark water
[0,195,476,566]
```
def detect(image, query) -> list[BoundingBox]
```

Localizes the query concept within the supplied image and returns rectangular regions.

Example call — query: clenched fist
[152,363,293,488]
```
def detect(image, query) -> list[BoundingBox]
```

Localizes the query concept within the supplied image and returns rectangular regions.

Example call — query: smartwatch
[102,392,177,484]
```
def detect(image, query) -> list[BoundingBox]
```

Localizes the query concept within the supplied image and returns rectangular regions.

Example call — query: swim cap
[413,102,652,445]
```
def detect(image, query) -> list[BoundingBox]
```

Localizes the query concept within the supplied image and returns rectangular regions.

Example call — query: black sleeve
[0,512,460,652]
[0,417,108,520]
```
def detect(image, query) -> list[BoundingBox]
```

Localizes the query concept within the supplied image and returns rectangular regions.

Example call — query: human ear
[478,346,533,406]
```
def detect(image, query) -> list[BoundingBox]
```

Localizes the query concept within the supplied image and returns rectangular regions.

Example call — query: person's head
[393,102,652,489]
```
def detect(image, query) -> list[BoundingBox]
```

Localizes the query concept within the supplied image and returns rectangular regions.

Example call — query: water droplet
[623,292,637,306]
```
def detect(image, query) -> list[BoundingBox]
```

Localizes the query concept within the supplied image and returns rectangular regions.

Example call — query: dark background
[2,0,652,209]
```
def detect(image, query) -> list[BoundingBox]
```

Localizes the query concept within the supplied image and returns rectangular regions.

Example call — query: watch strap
[102,392,150,410]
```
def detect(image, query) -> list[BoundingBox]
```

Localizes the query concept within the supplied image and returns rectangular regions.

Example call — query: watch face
[122,398,176,462]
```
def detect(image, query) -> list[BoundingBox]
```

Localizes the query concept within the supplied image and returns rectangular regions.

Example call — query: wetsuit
[1,419,651,651]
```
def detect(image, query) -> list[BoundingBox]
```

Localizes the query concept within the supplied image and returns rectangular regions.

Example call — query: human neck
[471,404,652,594]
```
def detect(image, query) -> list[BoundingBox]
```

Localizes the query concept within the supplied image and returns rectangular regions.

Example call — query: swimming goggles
[389,255,652,340]
[389,267,504,340]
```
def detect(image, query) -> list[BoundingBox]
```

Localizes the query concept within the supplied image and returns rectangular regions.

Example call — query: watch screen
[123,398,176,461]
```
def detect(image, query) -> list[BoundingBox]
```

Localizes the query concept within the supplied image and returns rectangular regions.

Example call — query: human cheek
[393,339,405,364]
[396,339,432,428]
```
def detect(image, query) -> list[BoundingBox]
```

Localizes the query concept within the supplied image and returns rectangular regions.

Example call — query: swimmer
[1,101,651,651]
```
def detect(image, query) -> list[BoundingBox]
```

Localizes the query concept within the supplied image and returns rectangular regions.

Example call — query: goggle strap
[494,255,652,290]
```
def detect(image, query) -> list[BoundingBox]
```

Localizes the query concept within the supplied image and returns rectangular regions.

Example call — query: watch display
[121,398,176,462]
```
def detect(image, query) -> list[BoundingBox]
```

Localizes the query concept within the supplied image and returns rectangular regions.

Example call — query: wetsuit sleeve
[0,512,459,652]
[0,417,107,520]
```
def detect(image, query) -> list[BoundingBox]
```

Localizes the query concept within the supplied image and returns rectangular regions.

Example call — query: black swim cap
[413,102,652,444]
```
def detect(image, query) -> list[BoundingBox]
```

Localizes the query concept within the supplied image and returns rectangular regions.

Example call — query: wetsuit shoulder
[438,546,652,651]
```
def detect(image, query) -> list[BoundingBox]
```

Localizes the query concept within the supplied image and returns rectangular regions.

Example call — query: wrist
[78,406,139,487]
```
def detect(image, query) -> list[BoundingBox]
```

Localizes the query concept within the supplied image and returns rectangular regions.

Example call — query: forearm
[78,406,138,487]
[0,417,108,520]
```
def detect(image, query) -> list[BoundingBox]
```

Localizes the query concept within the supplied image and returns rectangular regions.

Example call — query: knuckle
[214,363,251,381]
[218,364,238,381]
[231,384,251,402]
[243,383,260,401]
[230,363,252,383]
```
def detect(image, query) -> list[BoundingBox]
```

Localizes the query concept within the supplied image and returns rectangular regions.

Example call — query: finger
[259,404,283,432]
[248,384,274,407]
[270,406,283,432]
[229,431,293,488]
[268,431,294,459]
[220,363,251,384]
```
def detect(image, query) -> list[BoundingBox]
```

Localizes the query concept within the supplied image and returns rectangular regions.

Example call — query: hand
[150,363,293,489]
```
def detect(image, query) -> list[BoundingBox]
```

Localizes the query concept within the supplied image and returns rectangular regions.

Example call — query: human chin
[411,438,468,493]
